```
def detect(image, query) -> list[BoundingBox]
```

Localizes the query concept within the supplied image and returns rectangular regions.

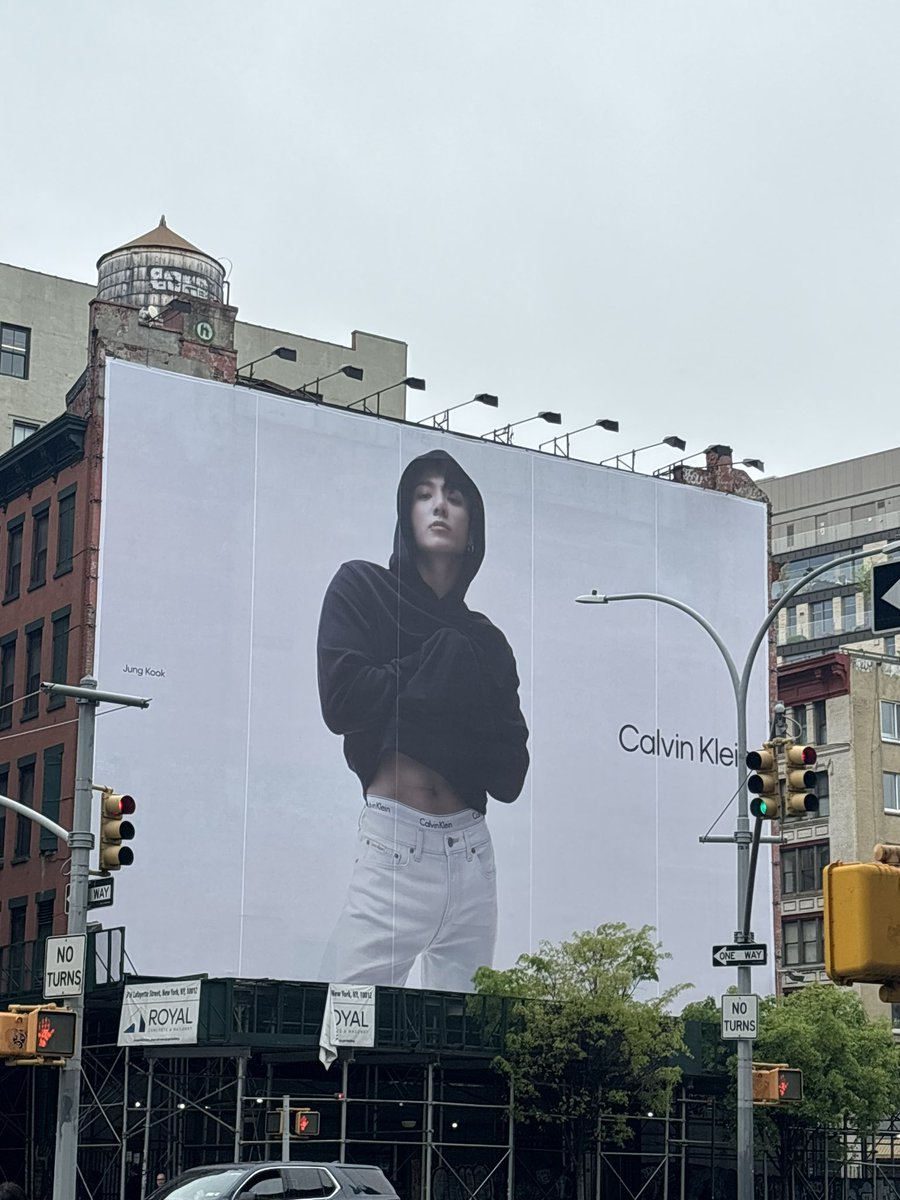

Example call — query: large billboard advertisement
[94,360,771,997]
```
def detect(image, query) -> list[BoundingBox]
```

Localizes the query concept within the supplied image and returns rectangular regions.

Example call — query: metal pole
[53,677,98,1200]
[339,1059,349,1163]
[424,1064,434,1200]
[281,1095,291,1162]
[506,1079,514,1200]
[234,1056,245,1162]
[141,1059,155,1200]
[120,1047,130,1200]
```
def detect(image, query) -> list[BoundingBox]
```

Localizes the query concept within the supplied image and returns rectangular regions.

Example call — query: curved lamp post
[577,536,900,1200]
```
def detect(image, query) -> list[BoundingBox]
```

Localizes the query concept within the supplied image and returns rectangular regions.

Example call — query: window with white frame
[841,594,857,631]
[782,916,824,966]
[786,606,798,638]
[882,701,900,742]
[11,420,39,447]
[886,635,897,658]
[884,772,900,812]
[0,324,29,379]
[809,599,834,638]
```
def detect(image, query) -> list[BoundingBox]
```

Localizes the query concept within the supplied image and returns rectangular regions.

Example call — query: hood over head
[389,449,485,602]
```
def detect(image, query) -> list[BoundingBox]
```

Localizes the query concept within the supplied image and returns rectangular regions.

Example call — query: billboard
[94,359,772,997]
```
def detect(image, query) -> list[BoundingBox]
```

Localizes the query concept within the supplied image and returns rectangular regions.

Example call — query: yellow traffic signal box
[823,861,900,986]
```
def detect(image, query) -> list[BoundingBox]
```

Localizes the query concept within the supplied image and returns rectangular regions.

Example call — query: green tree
[755,984,900,1130]
[473,924,689,1200]
[683,986,900,1195]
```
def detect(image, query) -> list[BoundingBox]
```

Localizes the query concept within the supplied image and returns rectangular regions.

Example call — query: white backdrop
[94,359,772,998]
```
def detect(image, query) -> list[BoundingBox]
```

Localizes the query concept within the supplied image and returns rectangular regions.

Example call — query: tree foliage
[683,985,900,1139]
[754,984,900,1131]
[473,924,689,1161]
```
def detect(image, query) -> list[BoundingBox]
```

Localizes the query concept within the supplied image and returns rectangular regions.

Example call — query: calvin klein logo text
[618,724,736,767]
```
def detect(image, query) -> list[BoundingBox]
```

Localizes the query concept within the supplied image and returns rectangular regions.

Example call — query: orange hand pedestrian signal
[37,1016,53,1049]
[292,1110,321,1136]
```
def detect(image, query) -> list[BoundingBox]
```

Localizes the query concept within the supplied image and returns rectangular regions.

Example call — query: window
[4,516,23,601]
[55,486,76,576]
[814,771,830,818]
[40,746,63,855]
[0,324,29,379]
[11,420,39,447]
[30,502,49,589]
[0,764,8,863]
[786,523,795,548]
[783,915,824,966]
[13,758,35,861]
[48,607,70,710]
[243,1174,285,1200]
[808,600,834,638]
[785,606,798,639]
[34,893,55,981]
[286,1169,337,1199]
[22,622,42,721]
[781,843,829,895]
[8,899,27,992]
[813,699,828,746]
[0,633,16,731]
[882,701,900,741]
[884,772,900,812]
[841,594,857,631]
[790,704,808,742]
[888,636,898,658]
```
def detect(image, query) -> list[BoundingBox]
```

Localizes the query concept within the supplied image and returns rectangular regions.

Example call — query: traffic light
[752,1064,803,1104]
[777,1068,804,1101]
[747,744,780,819]
[0,1005,77,1062]
[265,1108,320,1137]
[823,860,900,994]
[99,789,136,871]
[784,743,819,816]
[294,1110,320,1136]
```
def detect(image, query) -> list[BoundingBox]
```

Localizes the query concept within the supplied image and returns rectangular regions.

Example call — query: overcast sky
[5,2,899,477]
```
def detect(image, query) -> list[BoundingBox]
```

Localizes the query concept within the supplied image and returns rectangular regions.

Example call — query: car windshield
[157,1170,246,1200]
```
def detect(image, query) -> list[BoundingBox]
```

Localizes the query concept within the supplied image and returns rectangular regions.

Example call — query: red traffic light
[786,745,817,767]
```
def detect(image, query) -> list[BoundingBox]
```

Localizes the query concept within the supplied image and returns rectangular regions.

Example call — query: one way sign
[712,943,767,966]
[872,561,900,636]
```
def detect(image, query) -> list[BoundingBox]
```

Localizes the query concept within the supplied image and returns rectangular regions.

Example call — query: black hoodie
[317,449,529,813]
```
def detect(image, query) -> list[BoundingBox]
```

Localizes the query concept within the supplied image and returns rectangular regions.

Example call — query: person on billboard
[317,448,529,991]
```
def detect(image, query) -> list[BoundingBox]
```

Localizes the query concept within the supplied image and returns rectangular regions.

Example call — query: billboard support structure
[43,677,151,1200]
[577,534,900,1200]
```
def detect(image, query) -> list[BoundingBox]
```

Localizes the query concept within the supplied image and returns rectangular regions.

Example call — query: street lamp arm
[0,792,69,842]
[578,591,741,697]
[737,536,900,701]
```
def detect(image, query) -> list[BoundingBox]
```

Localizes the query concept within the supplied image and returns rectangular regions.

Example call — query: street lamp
[539,418,619,457]
[236,346,298,379]
[348,377,426,415]
[293,365,364,398]
[483,411,562,444]
[575,533,900,1200]
[600,435,686,472]
[419,393,499,431]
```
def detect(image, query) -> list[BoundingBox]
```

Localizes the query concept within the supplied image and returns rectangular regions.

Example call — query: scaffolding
[5,966,900,1200]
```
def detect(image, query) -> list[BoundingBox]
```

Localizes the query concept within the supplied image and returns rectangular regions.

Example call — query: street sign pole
[45,678,150,1200]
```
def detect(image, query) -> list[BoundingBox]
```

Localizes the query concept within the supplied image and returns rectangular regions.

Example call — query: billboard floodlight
[540,418,620,456]
[419,393,499,431]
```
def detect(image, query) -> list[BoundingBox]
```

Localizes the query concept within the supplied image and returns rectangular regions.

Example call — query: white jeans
[324,797,498,991]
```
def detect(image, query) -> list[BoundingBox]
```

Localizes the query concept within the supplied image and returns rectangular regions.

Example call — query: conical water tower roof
[98,215,204,265]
